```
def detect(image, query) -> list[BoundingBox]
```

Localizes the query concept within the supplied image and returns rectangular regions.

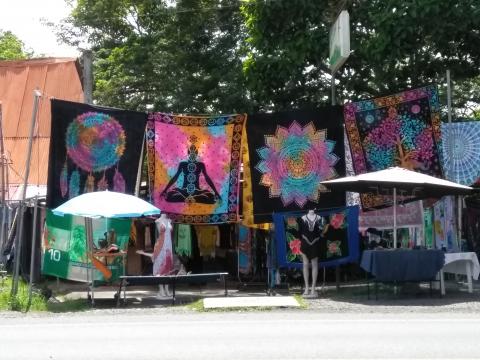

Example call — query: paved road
[2,311,480,359]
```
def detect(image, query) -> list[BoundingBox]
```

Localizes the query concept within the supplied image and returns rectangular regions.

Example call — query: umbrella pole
[85,217,95,306]
[393,188,397,249]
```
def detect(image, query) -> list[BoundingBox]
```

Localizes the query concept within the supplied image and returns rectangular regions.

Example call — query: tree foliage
[62,0,480,117]
[242,0,480,115]
[66,0,252,113]
[0,30,31,60]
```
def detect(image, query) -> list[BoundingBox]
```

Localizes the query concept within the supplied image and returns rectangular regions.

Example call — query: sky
[0,0,80,57]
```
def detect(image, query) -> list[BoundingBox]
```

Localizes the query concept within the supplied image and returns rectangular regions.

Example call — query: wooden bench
[116,272,228,306]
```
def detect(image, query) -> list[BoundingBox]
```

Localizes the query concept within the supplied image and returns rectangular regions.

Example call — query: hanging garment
[47,99,147,208]
[344,85,443,210]
[195,226,219,258]
[238,225,252,275]
[246,108,345,223]
[152,217,174,276]
[149,112,245,224]
[175,224,193,257]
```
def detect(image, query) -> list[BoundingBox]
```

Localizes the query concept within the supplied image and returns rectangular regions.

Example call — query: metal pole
[11,90,41,297]
[393,188,397,249]
[331,73,336,106]
[27,196,39,310]
[82,50,94,104]
[0,103,5,258]
[85,217,95,306]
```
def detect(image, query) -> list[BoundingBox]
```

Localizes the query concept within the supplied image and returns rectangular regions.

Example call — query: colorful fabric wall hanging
[150,112,245,224]
[42,210,131,282]
[441,121,480,186]
[359,200,424,229]
[344,85,443,209]
[424,208,434,248]
[433,196,458,251]
[241,126,272,230]
[273,206,359,269]
[238,225,252,274]
[47,99,147,208]
[246,108,346,223]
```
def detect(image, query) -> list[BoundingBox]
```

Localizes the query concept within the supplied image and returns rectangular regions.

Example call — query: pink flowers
[330,213,345,229]
[289,239,302,255]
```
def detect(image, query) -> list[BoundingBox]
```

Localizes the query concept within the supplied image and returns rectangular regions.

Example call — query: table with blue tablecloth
[360,249,445,299]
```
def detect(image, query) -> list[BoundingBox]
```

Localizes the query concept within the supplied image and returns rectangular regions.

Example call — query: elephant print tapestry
[47,99,147,208]
[151,112,245,224]
[344,85,442,209]
[246,107,346,223]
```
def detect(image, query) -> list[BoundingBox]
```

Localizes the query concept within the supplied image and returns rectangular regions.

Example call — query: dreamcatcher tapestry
[272,206,359,269]
[344,85,443,209]
[441,121,480,186]
[150,112,245,224]
[47,99,147,208]
[246,108,346,223]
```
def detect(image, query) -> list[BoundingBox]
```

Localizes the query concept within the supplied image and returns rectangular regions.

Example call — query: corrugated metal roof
[0,57,84,185]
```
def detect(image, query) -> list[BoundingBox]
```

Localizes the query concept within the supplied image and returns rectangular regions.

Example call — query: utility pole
[82,50,93,104]
[11,90,41,297]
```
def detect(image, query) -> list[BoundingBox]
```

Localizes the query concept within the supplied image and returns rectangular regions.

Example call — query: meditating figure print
[160,136,221,204]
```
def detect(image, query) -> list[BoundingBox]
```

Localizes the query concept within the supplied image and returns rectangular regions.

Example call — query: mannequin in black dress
[298,209,327,297]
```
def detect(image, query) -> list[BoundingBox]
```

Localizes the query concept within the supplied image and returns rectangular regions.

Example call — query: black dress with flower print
[297,215,325,260]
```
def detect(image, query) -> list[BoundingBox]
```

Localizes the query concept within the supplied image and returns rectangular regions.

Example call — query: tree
[62,0,253,113]
[242,0,480,115]
[0,30,31,60]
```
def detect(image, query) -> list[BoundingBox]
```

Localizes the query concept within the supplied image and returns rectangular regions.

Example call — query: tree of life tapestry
[47,99,147,208]
[246,108,346,223]
[150,112,245,224]
[344,85,442,209]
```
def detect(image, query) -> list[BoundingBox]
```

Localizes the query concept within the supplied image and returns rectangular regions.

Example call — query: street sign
[329,10,350,73]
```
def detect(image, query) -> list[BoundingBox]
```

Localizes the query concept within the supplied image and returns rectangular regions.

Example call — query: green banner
[42,210,131,283]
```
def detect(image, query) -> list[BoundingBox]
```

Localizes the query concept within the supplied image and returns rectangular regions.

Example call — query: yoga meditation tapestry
[273,206,359,269]
[441,121,480,186]
[47,99,147,208]
[246,108,346,223]
[151,112,245,224]
[344,85,442,209]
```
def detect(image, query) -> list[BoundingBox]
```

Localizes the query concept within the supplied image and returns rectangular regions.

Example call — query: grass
[0,276,48,312]
[0,275,89,313]
[293,294,308,309]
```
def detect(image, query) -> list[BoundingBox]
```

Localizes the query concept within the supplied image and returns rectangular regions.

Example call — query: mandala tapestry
[246,108,346,223]
[441,121,480,186]
[47,99,147,208]
[344,85,443,209]
[273,206,359,269]
[151,112,245,224]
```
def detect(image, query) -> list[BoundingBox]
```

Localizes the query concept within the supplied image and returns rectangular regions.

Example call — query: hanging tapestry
[441,121,480,186]
[273,206,359,269]
[150,112,245,224]
[344,85,443,209]
[433,196,458,251]
[241,126,272,230]
[247,108,346,223]
[47,99,147,208]
[42,210,131,282]
[424,208,434,248]
[238,225,252,274]
[359,200,423,229]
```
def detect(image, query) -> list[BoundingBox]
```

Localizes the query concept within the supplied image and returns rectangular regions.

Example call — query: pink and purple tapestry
[150,112,245,224]
[344,85,443,209]
[47,99,147,208]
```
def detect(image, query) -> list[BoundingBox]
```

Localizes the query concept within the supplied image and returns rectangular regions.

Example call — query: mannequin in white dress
[153,213,174,298]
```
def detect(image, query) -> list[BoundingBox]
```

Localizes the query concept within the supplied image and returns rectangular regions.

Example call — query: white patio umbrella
[321,167,473,248]
[53,190,161,304]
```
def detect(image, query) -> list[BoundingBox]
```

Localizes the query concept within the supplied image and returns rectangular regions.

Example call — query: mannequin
[298,209,325,297]
[152,213,174,298]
